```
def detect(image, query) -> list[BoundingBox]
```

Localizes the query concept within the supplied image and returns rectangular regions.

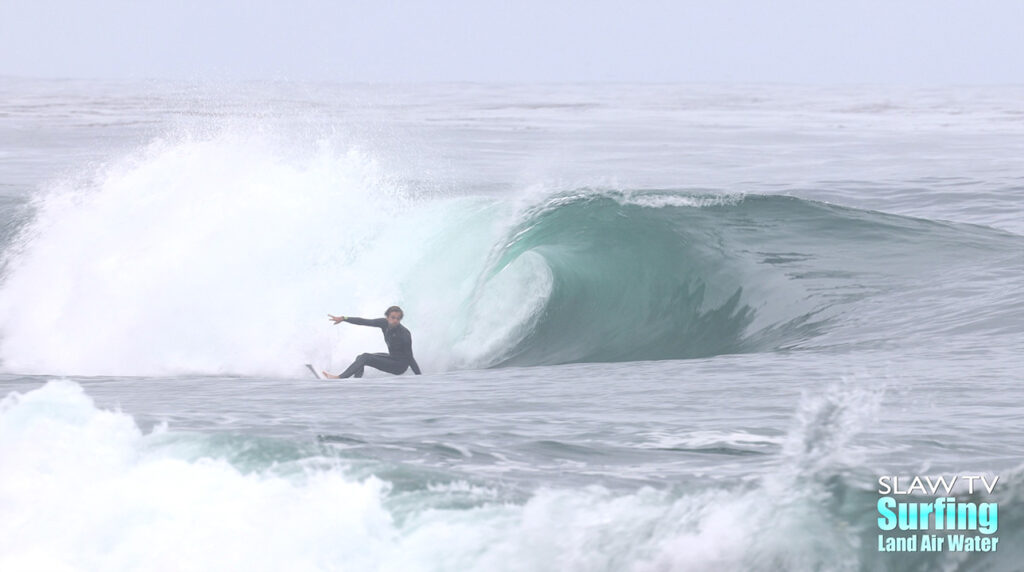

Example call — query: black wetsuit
[338,317,422,378]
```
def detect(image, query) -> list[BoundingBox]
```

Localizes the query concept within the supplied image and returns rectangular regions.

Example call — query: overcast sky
[1,0,1022,84]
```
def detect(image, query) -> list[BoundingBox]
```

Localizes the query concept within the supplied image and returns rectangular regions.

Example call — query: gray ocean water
[1,79,1022,571]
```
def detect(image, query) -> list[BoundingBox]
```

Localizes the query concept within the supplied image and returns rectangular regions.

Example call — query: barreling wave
[461,191,800,367]
[460,189,1022,368]
[0,132,1019,376]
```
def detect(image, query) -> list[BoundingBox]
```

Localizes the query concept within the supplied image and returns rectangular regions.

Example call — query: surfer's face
[386,312,402,327]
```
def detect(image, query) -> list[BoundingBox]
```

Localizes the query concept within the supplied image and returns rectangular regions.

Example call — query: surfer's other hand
[328,314,345,324]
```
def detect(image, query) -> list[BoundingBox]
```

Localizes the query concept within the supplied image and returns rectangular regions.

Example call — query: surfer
[322,305,422,379]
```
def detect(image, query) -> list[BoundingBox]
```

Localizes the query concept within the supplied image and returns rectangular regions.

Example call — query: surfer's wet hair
[385,306,404,319]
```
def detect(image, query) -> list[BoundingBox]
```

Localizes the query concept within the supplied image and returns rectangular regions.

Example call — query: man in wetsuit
[322,305,422,379]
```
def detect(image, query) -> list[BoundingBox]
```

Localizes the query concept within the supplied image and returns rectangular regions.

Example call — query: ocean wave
[468,190,1021,367]
[0,132,1019,376]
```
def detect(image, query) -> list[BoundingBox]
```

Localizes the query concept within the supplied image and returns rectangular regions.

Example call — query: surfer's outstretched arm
[344,316,388,327]
[328,315,387,328]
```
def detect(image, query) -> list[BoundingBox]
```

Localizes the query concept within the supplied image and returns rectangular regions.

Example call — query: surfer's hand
[328,314,346,324]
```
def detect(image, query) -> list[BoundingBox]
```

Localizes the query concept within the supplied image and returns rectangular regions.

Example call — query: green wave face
[490,194,757,365]
[467,190,1021,368]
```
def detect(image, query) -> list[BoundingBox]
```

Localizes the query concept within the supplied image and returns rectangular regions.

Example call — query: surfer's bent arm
[342,317,388,328]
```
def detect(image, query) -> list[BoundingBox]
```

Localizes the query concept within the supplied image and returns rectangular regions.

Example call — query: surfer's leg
[361,354,410,376]
[337,353,408,378]
[338,353,371,378]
